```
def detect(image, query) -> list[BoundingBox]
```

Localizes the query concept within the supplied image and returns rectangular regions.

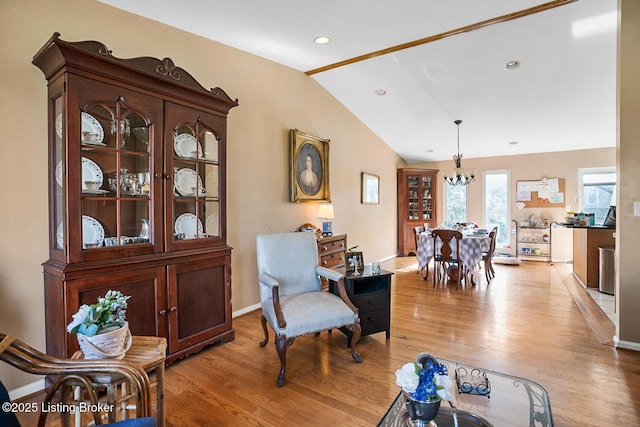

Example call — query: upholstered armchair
[256,232,362,387]
[0,333,154,426]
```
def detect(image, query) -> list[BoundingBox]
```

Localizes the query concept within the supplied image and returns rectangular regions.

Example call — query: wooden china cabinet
[397,168,439,256]
[33,33,238,363]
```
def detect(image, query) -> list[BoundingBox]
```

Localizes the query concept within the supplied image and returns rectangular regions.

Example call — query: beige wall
[409,148,616,262]
[0,0,403,389]
[617,0,640,347]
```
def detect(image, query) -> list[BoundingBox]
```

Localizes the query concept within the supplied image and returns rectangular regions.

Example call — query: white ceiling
[98,0,618,163]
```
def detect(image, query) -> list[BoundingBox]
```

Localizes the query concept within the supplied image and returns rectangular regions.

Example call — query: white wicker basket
[76,322,132,359]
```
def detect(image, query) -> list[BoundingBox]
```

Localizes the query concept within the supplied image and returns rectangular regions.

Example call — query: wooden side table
[72,336,167,427]
[329,266,393,346]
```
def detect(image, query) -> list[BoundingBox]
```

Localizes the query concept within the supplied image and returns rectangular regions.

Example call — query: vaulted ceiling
[99,0,618,162]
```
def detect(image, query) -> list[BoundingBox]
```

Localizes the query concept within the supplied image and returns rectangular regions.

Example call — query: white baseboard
[613,336,640,351]
[233,303,260,318]
[9,378,45,401]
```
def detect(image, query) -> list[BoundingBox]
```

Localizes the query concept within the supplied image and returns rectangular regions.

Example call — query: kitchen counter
[571,227,615,288]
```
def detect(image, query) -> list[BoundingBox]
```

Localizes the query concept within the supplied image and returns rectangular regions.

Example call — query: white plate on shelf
[174,213,203,239]
[82,157,103,190]
[55,161,63,188]
[174,168,204,196]
[174,133,203,159]
[56,222,64,249]
[82,215,105,248]
[56,112,106,144]
[81,112,105,145]
[55,114,63,139]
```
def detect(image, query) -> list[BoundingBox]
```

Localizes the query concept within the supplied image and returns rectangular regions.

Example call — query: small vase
[403,392,441,427]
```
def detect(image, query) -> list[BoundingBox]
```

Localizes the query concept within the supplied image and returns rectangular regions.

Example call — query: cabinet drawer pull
[159,309,167,316]
[322,259,328,265]
[170,306,177,312]
[322,245,328,251]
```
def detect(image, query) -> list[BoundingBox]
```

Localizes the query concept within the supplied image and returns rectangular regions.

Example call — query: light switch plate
[635,202,640,216]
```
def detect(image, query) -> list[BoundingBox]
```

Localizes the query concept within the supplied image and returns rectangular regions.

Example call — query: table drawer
[352,291,388,312]
[318,238,346,256]
[320,252,345,268]
[358,308,390,334]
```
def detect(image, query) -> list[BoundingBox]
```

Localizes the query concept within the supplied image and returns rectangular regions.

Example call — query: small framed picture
[346,251,364,273]
[361,172,380,204]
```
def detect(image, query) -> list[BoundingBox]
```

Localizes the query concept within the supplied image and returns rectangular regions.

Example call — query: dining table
[417,229,491,284]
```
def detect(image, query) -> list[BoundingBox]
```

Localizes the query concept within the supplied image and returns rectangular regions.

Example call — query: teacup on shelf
[84,180,102,191]
[82,131,99,143]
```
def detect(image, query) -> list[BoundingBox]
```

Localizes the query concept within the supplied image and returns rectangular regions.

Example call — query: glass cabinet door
[167,103,225,250]
[80,100,151,250]
[421,175,433,221]
[407,175,419,221]
[403,173,435,223]
[172,124,221,242]
[53,96,64,252]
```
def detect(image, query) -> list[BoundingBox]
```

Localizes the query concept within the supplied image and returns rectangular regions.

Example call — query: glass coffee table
[378,358,553,427]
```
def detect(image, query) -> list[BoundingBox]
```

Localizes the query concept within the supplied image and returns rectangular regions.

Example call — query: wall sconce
[317,204,335,237]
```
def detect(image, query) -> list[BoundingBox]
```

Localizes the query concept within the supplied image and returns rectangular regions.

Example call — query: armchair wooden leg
[345,322,363,363]
[275,335,294,387]
[259,315,269,347]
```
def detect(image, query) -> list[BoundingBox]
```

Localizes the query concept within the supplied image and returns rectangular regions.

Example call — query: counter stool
[72,336,166,427]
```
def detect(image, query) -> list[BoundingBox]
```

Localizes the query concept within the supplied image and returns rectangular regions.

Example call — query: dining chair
[431,229,463,288]
[482,227,498,283]
[413,225,426,277]
[256,232,362,387]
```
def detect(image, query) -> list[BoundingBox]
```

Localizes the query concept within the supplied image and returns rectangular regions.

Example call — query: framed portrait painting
[361,172,380,204]
[290,129,330,202]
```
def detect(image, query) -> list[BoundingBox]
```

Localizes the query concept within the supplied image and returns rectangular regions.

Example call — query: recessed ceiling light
[314,36,331,44]
[509,141,518,145]
[505,60,521,71]
[374,89,387,96]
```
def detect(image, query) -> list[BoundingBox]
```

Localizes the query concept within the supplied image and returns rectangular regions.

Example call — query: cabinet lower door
[61,267,166,357]
[166,255,233,356]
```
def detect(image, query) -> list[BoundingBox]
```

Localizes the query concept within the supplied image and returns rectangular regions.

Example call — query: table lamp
[317,204,334,237]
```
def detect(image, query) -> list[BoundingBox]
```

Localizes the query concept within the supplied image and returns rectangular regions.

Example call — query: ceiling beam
[305,0,578,75]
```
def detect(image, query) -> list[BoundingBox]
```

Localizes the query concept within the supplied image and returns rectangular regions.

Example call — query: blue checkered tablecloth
[417,231,491,273]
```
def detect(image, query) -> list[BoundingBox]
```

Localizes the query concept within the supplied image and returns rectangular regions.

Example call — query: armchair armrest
[316,266,344,282]
[258,272,279,289]
[315,267,357,313]
[258,273,286,328]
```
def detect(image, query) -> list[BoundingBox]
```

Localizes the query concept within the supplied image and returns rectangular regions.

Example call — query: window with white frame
[579,167,616,225]
[445,183,467,225]
[484,170,510,248]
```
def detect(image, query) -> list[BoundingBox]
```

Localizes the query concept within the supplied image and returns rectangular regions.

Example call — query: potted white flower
[67,290,132,359]
[395,353,453,424]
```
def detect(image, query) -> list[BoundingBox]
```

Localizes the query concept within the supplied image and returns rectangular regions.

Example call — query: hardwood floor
[16,258,640,426]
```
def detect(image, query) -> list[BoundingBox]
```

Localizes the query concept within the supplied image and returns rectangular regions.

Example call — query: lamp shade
[317,203,335,219]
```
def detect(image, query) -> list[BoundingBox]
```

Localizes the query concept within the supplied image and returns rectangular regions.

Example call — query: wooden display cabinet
[34,33,238,362]
[397,168,439,256]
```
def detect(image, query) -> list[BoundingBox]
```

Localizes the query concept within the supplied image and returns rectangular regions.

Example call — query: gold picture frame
[361,172,380,204]
[290,129,330,202]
